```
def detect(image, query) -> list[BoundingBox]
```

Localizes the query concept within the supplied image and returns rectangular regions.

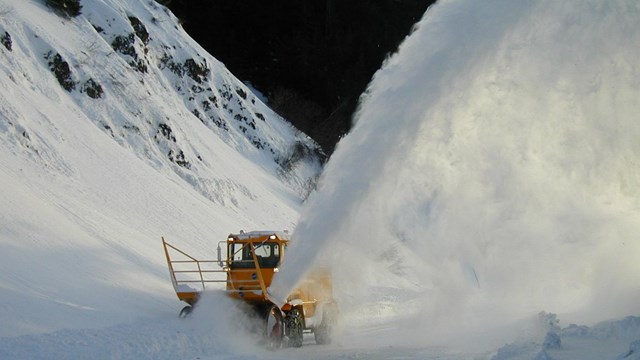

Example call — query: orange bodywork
[162,231,335,329]
[224,232,288,302]
[285,267,333,318]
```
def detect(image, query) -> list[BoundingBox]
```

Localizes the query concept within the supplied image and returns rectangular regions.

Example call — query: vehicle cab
[222,231,289,301]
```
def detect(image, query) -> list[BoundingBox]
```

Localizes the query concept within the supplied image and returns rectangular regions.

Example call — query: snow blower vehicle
[162,231,337,347]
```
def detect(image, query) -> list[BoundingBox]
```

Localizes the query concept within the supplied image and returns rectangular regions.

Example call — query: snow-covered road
[2,297,640,360]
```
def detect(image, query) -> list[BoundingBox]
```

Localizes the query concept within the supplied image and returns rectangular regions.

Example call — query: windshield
[230,242,280,269]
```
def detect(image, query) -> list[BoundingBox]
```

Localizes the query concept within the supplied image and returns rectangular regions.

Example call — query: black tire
[264,304,284,349]
[314,307,335,345]
[285,309,304,347]
[314,322,331,344]
[178,305,193,318]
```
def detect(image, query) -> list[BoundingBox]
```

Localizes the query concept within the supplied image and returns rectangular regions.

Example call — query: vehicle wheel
[264,304,284,349]
[285,309,304,347]
[314,308,335,345]
[179,305,193,318]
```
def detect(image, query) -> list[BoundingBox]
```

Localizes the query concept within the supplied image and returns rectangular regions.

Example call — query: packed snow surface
[1,0,640,359]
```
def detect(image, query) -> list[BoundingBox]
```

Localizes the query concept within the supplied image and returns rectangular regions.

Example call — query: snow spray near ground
[0,290,269,360]
[273,0,640,352]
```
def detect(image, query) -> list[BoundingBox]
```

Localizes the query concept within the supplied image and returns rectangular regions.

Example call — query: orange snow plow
[162,231,337,347]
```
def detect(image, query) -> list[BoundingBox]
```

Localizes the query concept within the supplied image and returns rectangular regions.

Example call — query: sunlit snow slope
[274,0,640,350]
[0,0,321,337]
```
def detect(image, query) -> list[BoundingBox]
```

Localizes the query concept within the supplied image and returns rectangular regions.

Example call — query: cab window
[230,242,280,269]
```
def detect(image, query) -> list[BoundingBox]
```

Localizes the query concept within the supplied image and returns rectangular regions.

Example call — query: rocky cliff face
[0,0,323,200]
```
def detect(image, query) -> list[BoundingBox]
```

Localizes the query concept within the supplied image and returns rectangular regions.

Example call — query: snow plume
[273,0,640,351]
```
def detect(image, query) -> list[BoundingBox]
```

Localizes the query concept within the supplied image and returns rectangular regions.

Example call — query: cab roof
[228,230,291,242]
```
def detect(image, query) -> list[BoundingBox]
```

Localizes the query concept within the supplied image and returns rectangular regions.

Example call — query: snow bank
[492,315,640,360]
[273,0,640,352]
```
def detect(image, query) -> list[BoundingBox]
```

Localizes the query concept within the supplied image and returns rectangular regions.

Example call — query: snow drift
[274,0,640,351]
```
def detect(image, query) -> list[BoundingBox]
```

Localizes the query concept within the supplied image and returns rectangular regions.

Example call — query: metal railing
[162,237,227,293]
[162,237,270,300]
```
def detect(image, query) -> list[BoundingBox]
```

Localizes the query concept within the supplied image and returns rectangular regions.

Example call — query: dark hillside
[165,0,434,154]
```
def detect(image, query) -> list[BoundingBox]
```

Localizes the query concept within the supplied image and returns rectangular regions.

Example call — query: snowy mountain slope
[1,0,322,198]
[0,0,321,338]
